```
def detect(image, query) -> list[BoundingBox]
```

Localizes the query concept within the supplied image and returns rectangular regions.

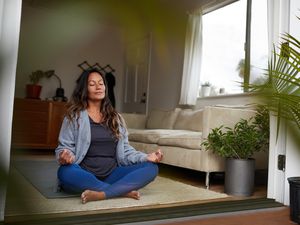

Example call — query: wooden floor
[158,163,268,201]
[151,207,294,225]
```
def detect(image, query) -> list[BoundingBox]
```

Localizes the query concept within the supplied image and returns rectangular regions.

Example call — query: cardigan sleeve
[117,125,148,165]
[55,117,76,163]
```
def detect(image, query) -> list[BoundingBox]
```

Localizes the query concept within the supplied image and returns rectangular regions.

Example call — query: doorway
[122,34,151,114]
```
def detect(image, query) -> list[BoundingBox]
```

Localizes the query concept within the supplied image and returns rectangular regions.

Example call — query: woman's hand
[58,149,75,165]
[147,149,163,163]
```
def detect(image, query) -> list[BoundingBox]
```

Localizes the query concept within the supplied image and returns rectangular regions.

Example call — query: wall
[0,0,22,221]
[146,0,241,111]
[148,25,186,110]
[16,1,242,114]
[283,0,300,205]
[16,4,125,110]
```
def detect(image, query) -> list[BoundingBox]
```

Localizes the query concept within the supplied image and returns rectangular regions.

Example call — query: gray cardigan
[55,110,148,166]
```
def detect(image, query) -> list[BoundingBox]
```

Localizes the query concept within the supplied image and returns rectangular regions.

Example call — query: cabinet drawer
[11,98,66,149]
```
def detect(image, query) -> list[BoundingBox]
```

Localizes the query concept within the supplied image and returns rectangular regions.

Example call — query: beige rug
[5,168,228,217]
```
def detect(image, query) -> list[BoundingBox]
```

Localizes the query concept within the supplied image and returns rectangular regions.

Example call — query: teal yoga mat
[13,160,79,198]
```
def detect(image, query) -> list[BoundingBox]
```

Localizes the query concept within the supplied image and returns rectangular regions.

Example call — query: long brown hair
[66,69,123,139]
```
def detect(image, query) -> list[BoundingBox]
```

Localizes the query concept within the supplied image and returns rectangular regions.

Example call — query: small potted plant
[200,82,211,97]
[201,106,269,196]
[26,70,54,99]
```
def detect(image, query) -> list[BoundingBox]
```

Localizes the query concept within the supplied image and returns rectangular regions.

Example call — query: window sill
[197,92,257,100]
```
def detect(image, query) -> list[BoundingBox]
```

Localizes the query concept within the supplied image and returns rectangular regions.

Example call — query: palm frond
[248,29,300,139]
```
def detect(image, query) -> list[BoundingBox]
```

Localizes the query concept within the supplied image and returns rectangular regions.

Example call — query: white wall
[16,4,125,111]
[283,0,300,205]
[0,0,22,221]
[149,30,186,110]
[16,1,244,114]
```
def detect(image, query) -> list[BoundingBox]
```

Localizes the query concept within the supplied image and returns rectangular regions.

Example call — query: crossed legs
[57,162,158,203]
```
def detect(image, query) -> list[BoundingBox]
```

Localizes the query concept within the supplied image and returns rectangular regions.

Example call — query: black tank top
[80,117,117,180]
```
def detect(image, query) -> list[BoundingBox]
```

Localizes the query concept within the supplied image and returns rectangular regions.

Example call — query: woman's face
[87,72,106,101]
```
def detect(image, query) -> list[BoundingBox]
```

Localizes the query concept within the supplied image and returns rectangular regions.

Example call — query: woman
[55,69,163,203]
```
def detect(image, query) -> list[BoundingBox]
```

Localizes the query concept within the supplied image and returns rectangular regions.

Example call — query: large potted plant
[201,106,269,196]
[26,70,54,99]
[248,19,300,224]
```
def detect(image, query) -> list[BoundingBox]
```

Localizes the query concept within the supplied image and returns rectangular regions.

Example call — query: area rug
[7,159,228,217]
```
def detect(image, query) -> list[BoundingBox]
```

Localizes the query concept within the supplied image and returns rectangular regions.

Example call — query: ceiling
[22,0,208,12]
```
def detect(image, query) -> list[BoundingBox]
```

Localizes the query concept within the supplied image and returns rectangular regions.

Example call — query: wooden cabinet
[12,98,67,149]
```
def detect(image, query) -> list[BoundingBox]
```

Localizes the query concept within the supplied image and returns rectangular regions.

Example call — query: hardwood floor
[141,207,294,225]
[158,163,268,200]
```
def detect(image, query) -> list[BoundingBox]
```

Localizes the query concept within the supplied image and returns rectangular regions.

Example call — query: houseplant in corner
[247,18,300,223]
[201,106,269,196]
[26,70,54,99]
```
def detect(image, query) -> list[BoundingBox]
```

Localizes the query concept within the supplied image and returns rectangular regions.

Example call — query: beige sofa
[121,106,268,188]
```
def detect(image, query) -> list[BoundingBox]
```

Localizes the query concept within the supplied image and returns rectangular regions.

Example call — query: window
[199,0,268,96]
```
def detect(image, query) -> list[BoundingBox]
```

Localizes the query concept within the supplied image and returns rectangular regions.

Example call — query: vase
[26,84,42,99]
[201,86,211,97]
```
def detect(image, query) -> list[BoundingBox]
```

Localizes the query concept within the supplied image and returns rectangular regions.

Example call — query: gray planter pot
[225,158,255,197]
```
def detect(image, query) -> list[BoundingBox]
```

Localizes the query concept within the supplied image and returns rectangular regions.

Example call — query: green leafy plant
[247,18,300,136]
[201,81,211,87]
[29,70,55,85]
[201,107,269,159]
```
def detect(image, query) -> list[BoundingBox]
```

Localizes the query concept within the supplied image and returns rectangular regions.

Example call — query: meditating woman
[55,69,163,203]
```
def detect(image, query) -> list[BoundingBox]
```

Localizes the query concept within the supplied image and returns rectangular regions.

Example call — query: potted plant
[201,106,269,196]
[200,82,212,97]
[247,18,300,223]
[26,70,54,99]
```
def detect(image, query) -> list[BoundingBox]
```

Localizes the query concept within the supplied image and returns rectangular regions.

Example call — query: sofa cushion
[121,113,147,129]
[146,108,180,129]
[128,129,174,144]
[157,130,202,149]
[173,109,203,131]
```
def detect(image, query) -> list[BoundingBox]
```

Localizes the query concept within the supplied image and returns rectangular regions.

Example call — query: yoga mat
[13,160,79,198]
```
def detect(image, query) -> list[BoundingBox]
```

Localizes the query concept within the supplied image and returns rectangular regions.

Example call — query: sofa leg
[205,172,210,189]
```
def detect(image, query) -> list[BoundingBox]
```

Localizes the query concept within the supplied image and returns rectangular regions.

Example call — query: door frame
[122,33,152,114]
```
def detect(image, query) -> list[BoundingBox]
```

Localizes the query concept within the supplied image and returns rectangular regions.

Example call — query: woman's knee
[57,164,79,181]
[144,162,159,179]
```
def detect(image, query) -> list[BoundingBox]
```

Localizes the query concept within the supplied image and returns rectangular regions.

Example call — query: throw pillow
[173,109,203,131]
[146,108,180,129]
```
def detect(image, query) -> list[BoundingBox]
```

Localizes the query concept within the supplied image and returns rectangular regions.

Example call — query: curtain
[179,9,203,105]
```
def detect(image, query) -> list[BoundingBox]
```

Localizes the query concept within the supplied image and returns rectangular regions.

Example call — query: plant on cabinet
[26,70,54,99]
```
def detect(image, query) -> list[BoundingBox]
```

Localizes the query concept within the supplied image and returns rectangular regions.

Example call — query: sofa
[121,106,269,188]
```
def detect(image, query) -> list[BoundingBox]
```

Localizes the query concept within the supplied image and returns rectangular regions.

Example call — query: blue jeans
[57,162,158,199]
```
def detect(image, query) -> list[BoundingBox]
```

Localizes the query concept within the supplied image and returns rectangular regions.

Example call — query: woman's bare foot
[81,190,140,203]
[81,190,106,204]
[125,190,140,200]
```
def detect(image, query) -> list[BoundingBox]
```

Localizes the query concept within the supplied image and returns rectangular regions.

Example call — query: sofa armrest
[120,113,147,129]
[202,106,256,139]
